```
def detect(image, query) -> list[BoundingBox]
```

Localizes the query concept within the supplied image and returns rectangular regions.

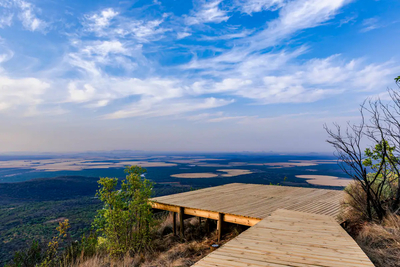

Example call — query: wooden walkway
[150,183,374,266]
[151,183,343,226]
[194,209,374,267]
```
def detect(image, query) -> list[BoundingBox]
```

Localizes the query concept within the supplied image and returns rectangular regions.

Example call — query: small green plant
[38,219,70,267]
[92,166,155,257]
[61,232,98,265]
[6,240,43,267]
[7,219,71,267]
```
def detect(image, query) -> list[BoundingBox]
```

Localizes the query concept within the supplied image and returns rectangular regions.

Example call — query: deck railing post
[179,207,184,240]
[217,213,224,242]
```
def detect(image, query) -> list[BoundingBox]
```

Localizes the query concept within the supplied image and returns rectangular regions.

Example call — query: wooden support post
[205,218,210,233]
[179,207,184,239]
[172,212,177,236]
[217,213,224,242]
[198,217,202,225]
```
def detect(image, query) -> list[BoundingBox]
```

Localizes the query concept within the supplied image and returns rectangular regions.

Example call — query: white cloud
[360,17,380,32]
[105,97,234,119]
[0,13,13,28]
[0,0,396,123]
[177,31,191,39]
[67,39,142,77]
[188,112,250,122]
[64,77,184,107]
[249,0,351,47]
[15,0,46,31]
[338,13,357,27]
[186,52,399,105]
[82,8,167,42]
[83,8,119,34]
[0,76,49,112]
[68,83,96,103]
[81,40,129,57]
[69,8,168,80]
[199,29,253,40]
[185,0,230,25]
[0,0,47,31]
[236,0,286,14]
[184,0,351,73]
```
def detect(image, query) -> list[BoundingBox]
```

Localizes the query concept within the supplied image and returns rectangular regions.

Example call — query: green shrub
[61,232,98,265]
[92,166,155,257]
[6,240,43,267]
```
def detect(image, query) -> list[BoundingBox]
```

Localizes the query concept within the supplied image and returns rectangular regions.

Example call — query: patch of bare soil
[45,217,68,224]
[295,175,351,186]
[217,169,253,177]
[171,173,218,178]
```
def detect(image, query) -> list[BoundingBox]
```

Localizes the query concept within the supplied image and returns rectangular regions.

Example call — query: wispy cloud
[185,0,230,25]
[104,97,234,119]
[82,8,167,42]
[83,8,119,35]
[235,0,286,14]
[338,13,357,27]
[0,0,397,122]
[0,76,49,112]
[360,17,380,32]
[0,13,13,28]
[0,0,47,31]
[16,0,47,31]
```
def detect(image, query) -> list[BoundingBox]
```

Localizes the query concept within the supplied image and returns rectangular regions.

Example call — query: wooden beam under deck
[151,201,261,227]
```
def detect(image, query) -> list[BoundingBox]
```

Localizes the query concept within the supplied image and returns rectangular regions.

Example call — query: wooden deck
[151,183,343,226]
[194,209,374,267]
[150,183,374,266]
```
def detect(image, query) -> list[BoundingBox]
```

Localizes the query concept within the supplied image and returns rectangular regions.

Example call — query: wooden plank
[194,209,374,267]
[151,183,343,220]
[151,184,373,266]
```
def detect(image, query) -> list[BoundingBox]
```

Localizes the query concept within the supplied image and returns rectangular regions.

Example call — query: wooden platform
[193,209,374,267]
[151,183,343,226]
[150,183,374,266]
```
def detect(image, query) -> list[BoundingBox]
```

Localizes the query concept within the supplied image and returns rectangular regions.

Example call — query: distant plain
[0,153,350,263]
[0,153,346,187]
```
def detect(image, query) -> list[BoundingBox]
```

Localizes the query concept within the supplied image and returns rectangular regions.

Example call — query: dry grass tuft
[355,214,400,267]
[340,181,400,267]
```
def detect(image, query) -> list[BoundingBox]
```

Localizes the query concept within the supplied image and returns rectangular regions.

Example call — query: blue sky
[0,0,399,153]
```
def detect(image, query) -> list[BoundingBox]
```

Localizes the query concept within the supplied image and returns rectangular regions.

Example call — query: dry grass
[73,213,244,267]
[355,214,400,267]
[340,181,400,267]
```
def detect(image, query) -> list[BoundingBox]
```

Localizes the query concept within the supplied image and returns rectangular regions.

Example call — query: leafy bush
[92,166,155,257]
[6,240,43,267]
[342,172,398,224]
